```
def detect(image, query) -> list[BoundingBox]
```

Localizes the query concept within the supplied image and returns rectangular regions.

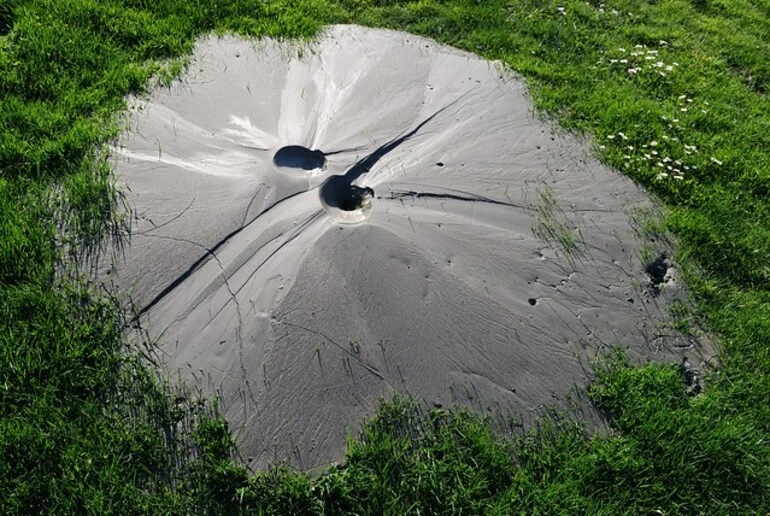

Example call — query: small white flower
[650,141,658,146]
[674,175,684,180]
[680,107,688,112]
[607,134,616,139]
[710,157,723,165]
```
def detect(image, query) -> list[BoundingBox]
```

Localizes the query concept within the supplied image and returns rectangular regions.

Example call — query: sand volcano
[108,25,707,470]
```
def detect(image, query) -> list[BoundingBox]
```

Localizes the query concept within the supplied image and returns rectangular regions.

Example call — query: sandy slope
[107,25,709,470]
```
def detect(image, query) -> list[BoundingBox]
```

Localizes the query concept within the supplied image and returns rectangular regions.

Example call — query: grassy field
[2,0,769,513]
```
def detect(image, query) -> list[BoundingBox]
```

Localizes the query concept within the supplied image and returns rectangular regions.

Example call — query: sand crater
[273,145,326,171]
[320,176,374,223]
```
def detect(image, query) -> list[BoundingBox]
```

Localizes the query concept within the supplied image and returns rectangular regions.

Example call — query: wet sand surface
[106,25,710,470]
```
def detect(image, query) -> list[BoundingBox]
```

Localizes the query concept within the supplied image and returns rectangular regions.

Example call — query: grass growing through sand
[532,186,586,265]
[2,0,770,512]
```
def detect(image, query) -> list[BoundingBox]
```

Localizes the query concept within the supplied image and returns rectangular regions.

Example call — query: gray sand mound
[107,25,709,470]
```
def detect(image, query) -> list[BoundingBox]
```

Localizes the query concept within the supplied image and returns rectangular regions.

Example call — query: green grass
[2,0,770,513]
[532,186,586,266]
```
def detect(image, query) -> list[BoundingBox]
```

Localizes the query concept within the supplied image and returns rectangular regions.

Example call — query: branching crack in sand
[275,319,386,382]
[240,186,263,227]
[229,210,323,300]
[135,233,242,335]
[386,189,535,210]
[141,195,198,233]
[138,189,317,318]
[344,94,468,184]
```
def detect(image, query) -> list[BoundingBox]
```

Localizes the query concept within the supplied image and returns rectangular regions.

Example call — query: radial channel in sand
[106,25,713,471]
[273,145,327,171]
